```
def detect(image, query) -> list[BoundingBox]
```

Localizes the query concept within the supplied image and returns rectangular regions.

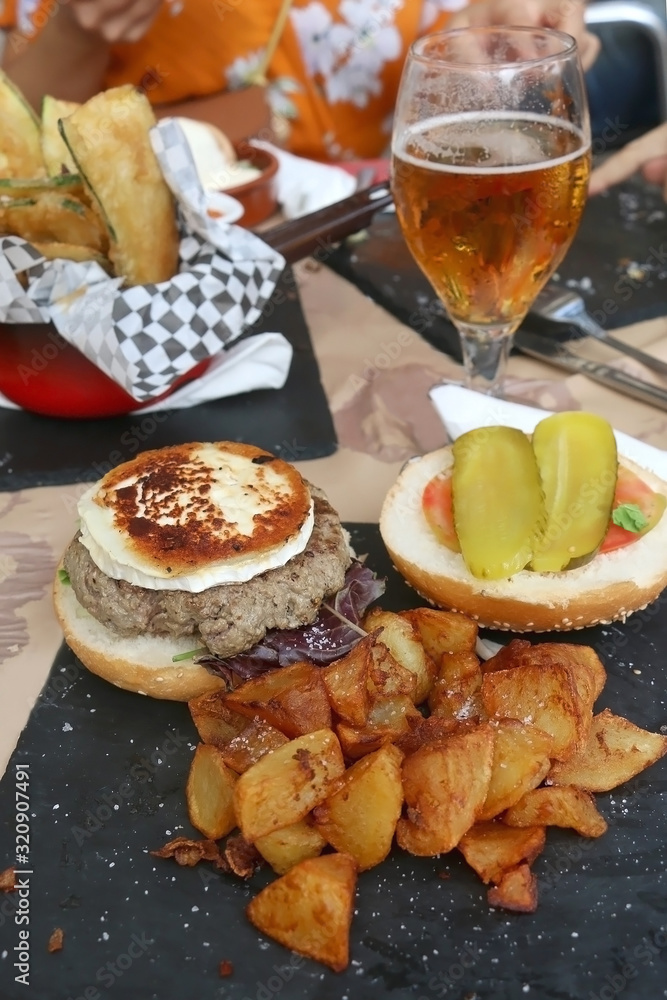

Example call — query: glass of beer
[391,27,591,394]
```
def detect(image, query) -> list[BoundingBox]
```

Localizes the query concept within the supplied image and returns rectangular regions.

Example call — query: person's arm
[589,123,667,199]
[448,0,600,71]
[1,0,163,110]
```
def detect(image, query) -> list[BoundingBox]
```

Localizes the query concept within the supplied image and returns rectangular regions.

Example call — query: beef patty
[63,493,351,658]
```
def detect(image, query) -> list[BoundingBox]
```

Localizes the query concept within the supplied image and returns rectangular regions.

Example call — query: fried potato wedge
[224,661,332,738]
[186,744,238,840]
[428,651,483,721]
[503,785,608,838]
[188,690,249,747]
[41,95,80,176]
[368,639,418,700]
[0,68,44,177]
[458,822,546,884]
[401,607,478,658]
[246,853,358,972]
[254,820,327,875]
[336,695,420,759]
[218,720,290,774]
[487,863,538,913]
[395,714,460,755]
[396,725,494,856]
[481,638,532,674]
[363,609,436,704]
[0,192,106,250]
[478,719,553,821]
[58,84,178,284]
[481,661,586,761]
[313,744,404,870]
[321,636,371,726]
[547,708,667,792]
[234,729,345,842]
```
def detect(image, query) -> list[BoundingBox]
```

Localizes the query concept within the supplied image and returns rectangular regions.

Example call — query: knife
[514,328,667,412]
[263,181,393,264]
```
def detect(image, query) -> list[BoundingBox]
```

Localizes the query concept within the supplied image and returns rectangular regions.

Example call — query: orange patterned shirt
[0,0,469,159]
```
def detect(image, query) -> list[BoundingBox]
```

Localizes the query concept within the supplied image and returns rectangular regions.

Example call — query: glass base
[455,319,518,396]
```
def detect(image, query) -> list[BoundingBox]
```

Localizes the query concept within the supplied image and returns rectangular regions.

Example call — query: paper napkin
[429,383,667,479]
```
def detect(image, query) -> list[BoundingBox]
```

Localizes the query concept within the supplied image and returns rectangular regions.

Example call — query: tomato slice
[424,465,665,560]
[422,473,460,552]
[599,466,666,554]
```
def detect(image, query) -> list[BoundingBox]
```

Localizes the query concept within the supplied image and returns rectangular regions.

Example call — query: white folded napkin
[429,383,667,479]
[252,141,357,219]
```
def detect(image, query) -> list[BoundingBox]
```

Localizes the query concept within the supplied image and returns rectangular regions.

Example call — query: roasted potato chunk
[478,719,553,821]
[428,651,483,721]
[234,729,345,843]
[396,725,494,856]
[313,744,404,870]
[395,714,460,755]
[321,637,372,726]
[487,863,538,913]
[547,708,667,792]
[188,690,249,747]
[363,609,437,703]
[481,661,587,761]
[401,607,478,658]
[368,641,418,700]
[503,785,608,838]
[254,820,327,874]
[480,638,532,674]
[224,661,332,738]
[246,853,358,972]
[186,744,238,840]
[218,720,290,774]
[459,822,546,884]
[336,695,420,759]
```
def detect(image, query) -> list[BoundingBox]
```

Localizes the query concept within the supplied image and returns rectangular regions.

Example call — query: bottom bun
[380,446,667,632]
[53,574,224,700]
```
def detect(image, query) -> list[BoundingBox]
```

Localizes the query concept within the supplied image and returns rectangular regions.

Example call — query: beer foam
[393,111,589,175]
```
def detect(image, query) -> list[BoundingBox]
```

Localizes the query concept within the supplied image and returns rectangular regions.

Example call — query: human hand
[589,123,667,200]
[67,0,164,44]
[448,0,600,72]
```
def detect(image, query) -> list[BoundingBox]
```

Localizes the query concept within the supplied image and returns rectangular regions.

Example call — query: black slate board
[0,268,336,491]
[1,524,666,1000]
[326,179,667,363]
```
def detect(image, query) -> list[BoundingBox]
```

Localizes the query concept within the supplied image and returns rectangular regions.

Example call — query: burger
[380,413,667,633]
[54,441,382,700]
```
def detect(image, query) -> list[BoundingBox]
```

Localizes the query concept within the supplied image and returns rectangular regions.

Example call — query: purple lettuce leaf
[197,560,385,684]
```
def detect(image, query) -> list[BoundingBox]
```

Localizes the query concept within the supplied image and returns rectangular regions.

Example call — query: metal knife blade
[514,328,667,412]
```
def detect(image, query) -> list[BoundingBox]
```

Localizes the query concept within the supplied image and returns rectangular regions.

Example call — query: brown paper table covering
[1,261,667,772]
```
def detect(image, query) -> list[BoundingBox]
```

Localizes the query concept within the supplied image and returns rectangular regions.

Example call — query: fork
[530,283,667,378]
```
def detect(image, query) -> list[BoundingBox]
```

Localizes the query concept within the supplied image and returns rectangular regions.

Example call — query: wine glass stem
[456,320,516,395]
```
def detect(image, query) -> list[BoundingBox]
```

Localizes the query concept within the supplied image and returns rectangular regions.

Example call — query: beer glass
[392,27,591,394]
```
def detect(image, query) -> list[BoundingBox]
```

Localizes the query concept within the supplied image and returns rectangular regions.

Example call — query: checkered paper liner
[0,119,286,402]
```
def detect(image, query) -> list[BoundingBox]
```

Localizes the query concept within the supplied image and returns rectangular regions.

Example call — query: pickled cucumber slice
[531,412,617,572]
[452,426,545,580]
